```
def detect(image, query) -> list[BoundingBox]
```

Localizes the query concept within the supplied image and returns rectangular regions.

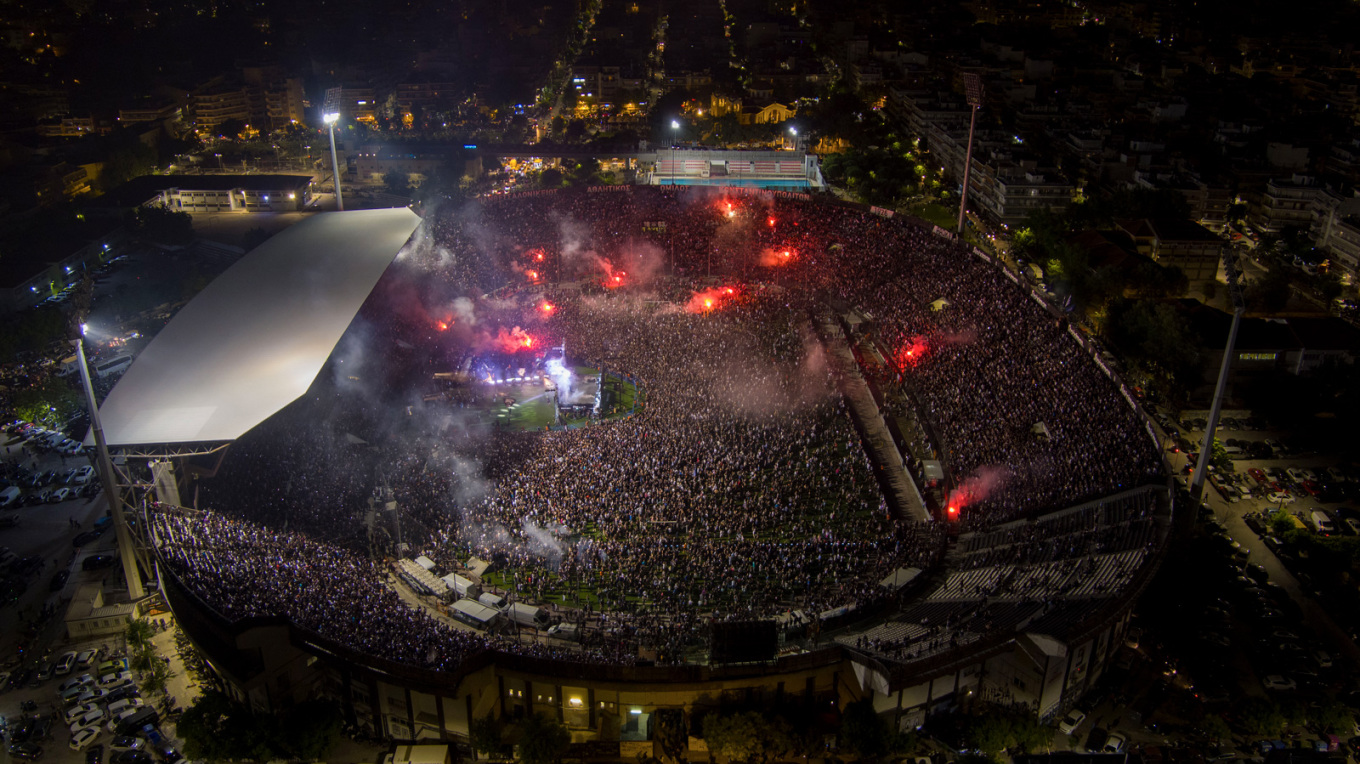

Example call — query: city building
[103,175,315,213]
[1116,219,1224,282]
[0,218,125,313]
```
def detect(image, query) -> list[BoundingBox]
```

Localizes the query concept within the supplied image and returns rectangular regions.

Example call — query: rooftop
[90,208,421,447]
[99,174,314,207]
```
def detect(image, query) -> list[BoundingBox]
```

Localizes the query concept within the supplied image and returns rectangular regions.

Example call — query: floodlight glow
[323,112,339,124]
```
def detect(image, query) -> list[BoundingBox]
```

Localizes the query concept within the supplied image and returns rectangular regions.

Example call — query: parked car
[1058,708,1086,735]
[1103,733,1128,753]
[1263,675,1297,691]
[69,728,100,752]
[55,653,76,676]
[9,742,44,760]
[82,555,116,571]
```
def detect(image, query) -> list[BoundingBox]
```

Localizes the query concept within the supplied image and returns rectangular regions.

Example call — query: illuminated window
[1238,352,1277,362]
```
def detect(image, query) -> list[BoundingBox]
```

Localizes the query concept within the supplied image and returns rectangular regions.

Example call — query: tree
[1236,697,1285,736]
[514,712,570,764]
[98,143,156,193]
[138,657,175,701]
[125,619,155,649]
[130,205,195,246]
[216,118,247,139]
[1270,509,1297,537]
[539,168,564,188]
[839,699,890,760]
[1312,702,1355,735]
[177,691,236,761]
[700,711,793,764]
[383,168,412,197]
[11,377,82,429]
[470,714,506,759]
[278,699,343,760]
[129,644,159,674]
[176,691,278,761]
[1200,714,1231,744]
[0,305,68,362]
[242,227,272,252]
[1245,266,1293,313]
[652,709,688,764]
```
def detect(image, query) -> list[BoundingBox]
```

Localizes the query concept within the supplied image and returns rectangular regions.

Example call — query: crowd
[157,187,1160,671]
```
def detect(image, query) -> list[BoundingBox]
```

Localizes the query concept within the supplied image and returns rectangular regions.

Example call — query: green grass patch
[910,202,956,228]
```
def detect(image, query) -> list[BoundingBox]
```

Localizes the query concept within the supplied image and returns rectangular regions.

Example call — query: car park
[68,709,105,736]
[76,687,109,705]
[87,744,105,764]
[35,662,54,682]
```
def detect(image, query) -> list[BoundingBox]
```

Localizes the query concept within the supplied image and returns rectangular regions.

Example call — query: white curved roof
[93,208,421,447]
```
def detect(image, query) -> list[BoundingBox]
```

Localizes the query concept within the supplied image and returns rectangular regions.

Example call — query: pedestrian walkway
[814,313,930,522]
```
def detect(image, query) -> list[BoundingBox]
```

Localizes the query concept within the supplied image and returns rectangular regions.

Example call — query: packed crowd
[157,187,1159,670]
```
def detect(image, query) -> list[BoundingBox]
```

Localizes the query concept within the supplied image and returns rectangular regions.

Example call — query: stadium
[96,187,1172,749]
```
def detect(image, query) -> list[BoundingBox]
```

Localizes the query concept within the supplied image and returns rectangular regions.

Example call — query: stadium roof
[92,208,421,447]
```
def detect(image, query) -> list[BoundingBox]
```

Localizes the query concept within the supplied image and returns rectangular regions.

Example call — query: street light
[788,126,798,150]
[324,112,345,211]
[214,153,223,172]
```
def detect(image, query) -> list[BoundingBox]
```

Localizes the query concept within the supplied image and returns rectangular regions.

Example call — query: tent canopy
[92,208,421,447]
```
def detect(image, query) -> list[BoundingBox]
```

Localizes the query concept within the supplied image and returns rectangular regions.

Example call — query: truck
[506,603,551,631]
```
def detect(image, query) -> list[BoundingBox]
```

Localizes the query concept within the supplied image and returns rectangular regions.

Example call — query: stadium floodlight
[957,73,985,236]
[324,112,344,211]
[670,120,681,186]
[72,333,144,600]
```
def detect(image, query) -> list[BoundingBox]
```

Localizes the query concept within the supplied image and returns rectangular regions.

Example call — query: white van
[547,623,580,641]
[507,603,551,630]
[94,355,133,379]
[1310,510,1334,535]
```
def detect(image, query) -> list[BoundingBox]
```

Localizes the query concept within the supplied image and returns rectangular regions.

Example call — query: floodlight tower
[324,112,345,211]
[1190,250,1247,504]
[670,120,680,186]
[957,73,985,237]
[74,325,144,600]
